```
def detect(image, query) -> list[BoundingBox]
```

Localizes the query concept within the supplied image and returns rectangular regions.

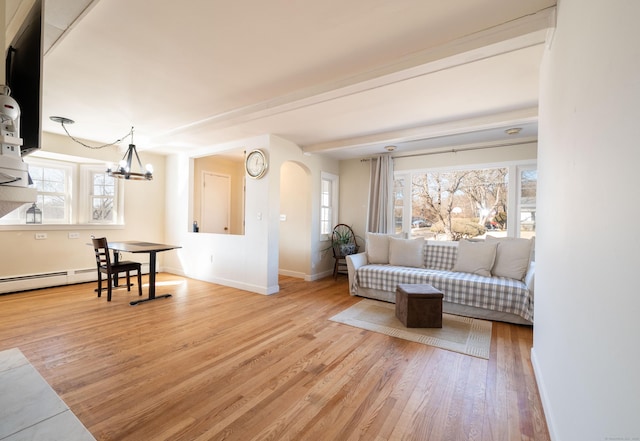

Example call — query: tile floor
[0,348,95,440]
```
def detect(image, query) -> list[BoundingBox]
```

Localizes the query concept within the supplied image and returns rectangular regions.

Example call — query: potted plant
[331,224,359,257]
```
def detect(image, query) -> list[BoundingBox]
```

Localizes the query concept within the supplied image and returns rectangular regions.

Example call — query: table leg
[112,249,120,287]
[130,251,172,305]
[109,251,133,289]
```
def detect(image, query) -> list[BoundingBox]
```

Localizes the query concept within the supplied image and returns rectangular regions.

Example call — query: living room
[1,1,639,440]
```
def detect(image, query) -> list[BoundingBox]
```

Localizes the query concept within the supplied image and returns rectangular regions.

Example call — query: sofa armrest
[346,252,368,296]
[524,261,535,296]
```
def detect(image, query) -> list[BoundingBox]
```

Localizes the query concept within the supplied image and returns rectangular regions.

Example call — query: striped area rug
[330,299,492,359]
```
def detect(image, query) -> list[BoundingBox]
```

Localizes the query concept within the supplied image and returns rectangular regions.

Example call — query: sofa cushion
[365,233,392,264]
[485,235,533,280]
[389,237,424,268]
[424,241,458,270]
[452,239,497,277]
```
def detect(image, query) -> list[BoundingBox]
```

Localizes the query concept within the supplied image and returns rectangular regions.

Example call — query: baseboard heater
[0,265,150,295]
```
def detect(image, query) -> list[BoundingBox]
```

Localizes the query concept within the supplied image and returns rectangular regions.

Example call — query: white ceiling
[35,0,555,159]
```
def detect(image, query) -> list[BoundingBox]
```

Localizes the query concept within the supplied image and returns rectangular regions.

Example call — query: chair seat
[109,261,142,271]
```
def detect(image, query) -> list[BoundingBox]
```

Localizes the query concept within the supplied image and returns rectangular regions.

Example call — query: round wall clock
[245,149,268,179]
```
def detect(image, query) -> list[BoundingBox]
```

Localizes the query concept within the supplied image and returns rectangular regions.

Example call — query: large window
[0,157,123,226]
[395,162,536,240]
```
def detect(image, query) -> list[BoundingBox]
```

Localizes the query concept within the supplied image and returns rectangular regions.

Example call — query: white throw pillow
[485,235,533,280]
[389,237,424,268]
[366,232,392,264]
[452,239,497,277]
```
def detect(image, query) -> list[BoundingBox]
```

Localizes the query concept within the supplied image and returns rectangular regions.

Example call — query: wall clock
[245,149,268,179]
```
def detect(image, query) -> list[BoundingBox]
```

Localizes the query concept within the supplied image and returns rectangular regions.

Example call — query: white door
[201,172,230,234]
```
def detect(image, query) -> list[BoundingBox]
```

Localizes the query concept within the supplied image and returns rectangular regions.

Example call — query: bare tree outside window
[411,168,508,241]
[91,173,115,222]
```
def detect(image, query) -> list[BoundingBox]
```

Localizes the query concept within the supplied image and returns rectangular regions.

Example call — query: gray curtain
[367,154,394,233]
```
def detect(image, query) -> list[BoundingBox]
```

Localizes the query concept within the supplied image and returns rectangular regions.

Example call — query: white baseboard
[278,269,306,279]
[531,347,558,441]
[278,269,336,281]
[306,269,333,281]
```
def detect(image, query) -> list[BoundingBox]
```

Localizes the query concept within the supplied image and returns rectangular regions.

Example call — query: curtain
[367,154,394,233]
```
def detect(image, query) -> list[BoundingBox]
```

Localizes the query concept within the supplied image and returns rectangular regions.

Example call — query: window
[26,160,72,223]
[517,166,537,238]
[0,156,123,226]
[80,164,121,224]
[395,162,536,240]
[394,176,407,234]
[91,172,115,222]
[320,172,339,239]
[0,158,72,224]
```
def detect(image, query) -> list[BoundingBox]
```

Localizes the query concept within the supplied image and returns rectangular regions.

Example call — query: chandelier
[49,117,153,181]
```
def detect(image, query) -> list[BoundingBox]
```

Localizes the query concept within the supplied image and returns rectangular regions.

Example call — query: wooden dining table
[108,241,181,305]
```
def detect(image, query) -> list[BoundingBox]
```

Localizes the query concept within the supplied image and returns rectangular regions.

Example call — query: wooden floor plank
[0,274,550,440]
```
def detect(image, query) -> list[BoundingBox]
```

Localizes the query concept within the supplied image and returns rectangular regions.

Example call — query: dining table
[108,241,181,305]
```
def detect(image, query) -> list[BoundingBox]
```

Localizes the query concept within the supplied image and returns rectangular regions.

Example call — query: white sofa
[346,234,535,325]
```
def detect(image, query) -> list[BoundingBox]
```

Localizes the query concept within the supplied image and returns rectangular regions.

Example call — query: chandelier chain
[60,122,134,150]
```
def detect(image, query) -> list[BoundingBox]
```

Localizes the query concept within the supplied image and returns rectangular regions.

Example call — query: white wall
[163,135,339,293]
[534,1,640,440]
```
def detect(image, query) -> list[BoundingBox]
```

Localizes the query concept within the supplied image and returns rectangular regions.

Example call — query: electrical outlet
[35,233,47,240]
[68,232,80,239]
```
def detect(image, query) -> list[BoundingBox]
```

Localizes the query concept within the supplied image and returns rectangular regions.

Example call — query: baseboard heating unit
[0,265,149,294]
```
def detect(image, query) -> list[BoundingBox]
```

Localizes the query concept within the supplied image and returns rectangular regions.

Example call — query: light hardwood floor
[0,274,549,440]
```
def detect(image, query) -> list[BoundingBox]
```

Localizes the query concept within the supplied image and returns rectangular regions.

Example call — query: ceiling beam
[154,7,556,141]
[301,107,539,154]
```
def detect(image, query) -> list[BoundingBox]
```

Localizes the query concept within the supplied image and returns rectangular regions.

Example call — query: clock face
[246,149,267,178]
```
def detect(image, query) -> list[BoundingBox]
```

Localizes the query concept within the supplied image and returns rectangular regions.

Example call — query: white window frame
[394,174,411,234]
[514,164,537,237]
[320,172,339,241]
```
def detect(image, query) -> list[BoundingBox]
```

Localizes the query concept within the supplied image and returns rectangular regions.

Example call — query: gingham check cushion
[424,241,458,270]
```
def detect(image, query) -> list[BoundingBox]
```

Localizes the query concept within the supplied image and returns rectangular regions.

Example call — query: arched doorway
[279,161,311,278]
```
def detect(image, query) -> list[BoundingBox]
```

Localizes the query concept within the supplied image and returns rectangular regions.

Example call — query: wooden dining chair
[91,237,143,302]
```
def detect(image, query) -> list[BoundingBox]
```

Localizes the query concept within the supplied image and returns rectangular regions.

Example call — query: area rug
[329,299,492,359]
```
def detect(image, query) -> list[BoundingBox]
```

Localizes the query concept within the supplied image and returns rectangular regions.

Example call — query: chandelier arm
[132,145,144,169]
